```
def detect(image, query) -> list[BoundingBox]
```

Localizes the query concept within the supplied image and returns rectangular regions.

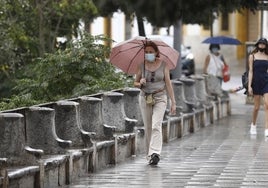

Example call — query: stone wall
[0,74,230,188]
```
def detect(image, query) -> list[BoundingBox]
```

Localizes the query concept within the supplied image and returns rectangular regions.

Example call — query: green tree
[93,0,259,35]
[1,0,98,57]
[0,34,132,111]
[0,0,99,98]
[0,0,28,98]
[92,0,259,78]
[131,0,258,27]
[15,34,131,101]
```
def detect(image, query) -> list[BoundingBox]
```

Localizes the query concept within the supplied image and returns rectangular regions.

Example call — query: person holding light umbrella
[110,37,178,165]
[133,41,176,165]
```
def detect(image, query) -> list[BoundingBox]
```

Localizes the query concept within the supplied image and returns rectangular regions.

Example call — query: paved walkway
[65,61,268,188]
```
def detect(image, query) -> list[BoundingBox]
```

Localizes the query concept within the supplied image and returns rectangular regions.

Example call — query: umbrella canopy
[109,36,180,75]
[202,36,242,45]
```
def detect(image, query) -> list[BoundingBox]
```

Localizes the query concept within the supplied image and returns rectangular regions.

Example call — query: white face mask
[145,53,156,62]
[211,48,219,54]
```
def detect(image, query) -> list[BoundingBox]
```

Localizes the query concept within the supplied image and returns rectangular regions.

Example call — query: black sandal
[149,153,160,165]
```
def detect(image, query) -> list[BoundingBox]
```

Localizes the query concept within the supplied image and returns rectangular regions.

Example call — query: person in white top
[203,44,227,85]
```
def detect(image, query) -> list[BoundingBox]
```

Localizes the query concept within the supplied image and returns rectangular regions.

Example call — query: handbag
[222,63,230,82]
[144,87,165,105]
[145,94,155,105]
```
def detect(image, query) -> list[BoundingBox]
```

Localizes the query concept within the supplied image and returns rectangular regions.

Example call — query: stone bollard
[77,96,115,140]
[172,80,195,135]
[0,113,26,164]
[190,75,214,125]
[123,87,143,127]
[54,100,95,148]
[190,75,213,104]
[25,106,72,154]
[172,80,194,113]
[180,77,205,130]
[0,113,42,166]
[102,91,137,133]
[179,77,201,108]
[219,90,231,117]
[0,158,8,188]
[203,74,222,99]
[203,74,231,118]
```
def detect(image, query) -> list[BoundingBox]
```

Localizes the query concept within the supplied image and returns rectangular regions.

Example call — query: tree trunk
[84,18,91,33]
[171,19,182,79]
[152,26,160,35]
[137,15,146,37]
[36,0,45,57]
[125,16,132,40]
[210,10,213,37]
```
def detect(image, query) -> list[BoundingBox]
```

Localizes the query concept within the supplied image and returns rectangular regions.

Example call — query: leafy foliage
[130,0,259,27]
[0,0,32,98]
[0,95,42,112]
[93,0,258,27]
[0,34,133,111]
[0,0,100,98]
[0,0,259,111]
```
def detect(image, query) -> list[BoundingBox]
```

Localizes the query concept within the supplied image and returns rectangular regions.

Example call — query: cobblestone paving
[65,67,268,188]
[65,92,268,188]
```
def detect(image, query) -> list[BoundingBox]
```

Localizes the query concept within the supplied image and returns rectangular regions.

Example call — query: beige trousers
[139,93,167,157]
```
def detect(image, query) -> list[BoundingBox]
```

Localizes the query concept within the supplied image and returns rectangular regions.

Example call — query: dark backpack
[242,71,248,94]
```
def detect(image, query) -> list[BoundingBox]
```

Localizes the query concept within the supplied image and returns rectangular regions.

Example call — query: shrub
[0,34,133,111]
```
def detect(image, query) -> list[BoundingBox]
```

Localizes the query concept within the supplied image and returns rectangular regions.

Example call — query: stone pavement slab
[64,91,268,188]
[65,65,268,187]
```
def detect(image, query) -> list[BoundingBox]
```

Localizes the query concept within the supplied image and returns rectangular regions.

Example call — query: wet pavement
[65,62,268,188]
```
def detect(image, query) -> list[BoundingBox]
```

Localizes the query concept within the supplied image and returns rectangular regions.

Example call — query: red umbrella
[109,36,180,75]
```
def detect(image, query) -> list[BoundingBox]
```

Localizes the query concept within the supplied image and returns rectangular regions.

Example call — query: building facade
[90,8,267,70]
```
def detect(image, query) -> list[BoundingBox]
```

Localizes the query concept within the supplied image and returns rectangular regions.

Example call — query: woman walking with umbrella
[110,36,179,165]
[133,41,176,165]
[203,44,226,85]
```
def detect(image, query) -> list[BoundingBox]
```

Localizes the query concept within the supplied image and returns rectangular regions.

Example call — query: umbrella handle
[143,61,145,78]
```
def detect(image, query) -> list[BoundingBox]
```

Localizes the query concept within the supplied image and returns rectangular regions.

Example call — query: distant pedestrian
[248,38,268,136]
[203,44,227,85]
[203,44,228,96]
[134,41,176,165]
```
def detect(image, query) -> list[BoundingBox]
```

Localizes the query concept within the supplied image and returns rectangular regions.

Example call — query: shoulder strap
[211,54,221,69]
[220,55,225,63]
[161,61,165,80]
